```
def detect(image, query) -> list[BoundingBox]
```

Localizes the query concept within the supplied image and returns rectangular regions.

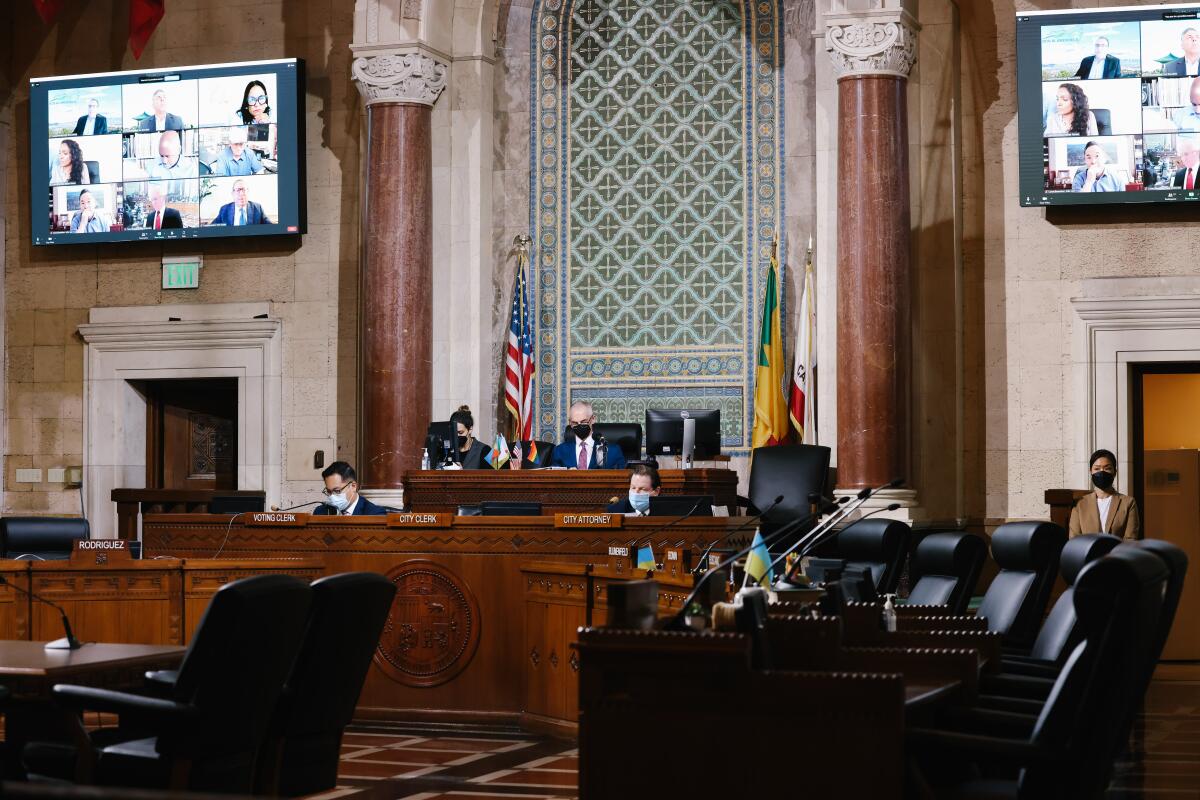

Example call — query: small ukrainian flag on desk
[636,544,656,571]
[743,530,773,588]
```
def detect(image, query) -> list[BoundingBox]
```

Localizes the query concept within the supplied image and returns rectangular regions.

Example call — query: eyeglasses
[247,95,268,105]
[322,482,354,496]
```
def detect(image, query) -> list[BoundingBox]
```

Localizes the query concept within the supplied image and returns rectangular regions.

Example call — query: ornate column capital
[351,46,448,107]
[825,8,920,79]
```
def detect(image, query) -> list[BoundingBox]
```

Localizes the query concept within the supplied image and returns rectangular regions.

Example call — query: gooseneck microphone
[269,500,328,512]
[769,501,901,579]
[691,494,785,575]
[0,575,83,650]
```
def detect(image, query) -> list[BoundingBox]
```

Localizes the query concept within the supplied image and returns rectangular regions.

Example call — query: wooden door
[143,378,237,491]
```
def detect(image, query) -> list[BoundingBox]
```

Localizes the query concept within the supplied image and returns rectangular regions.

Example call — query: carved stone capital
[825,9,919,79]
[352,50,448,107]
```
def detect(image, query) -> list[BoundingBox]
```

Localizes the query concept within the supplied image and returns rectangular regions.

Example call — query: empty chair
[592,422,642,462]
[828,518,911,595]
[908,546,1170,799]
[975,521,1066,648]
[1,517,89,560]
[26,574,313,792]
[256,572,397,796]
[1133,538,1189,660]
[740,445,830,540]
[905,532,987,614]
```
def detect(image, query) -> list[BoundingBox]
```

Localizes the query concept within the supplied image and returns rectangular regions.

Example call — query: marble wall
[2,0,360,513]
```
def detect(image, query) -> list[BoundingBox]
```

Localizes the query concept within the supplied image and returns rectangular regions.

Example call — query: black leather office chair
[974,521,1066,649]
[740,445,830,540]
[27,574,313,792]
[1,517,90,560]
[1092,107,1111,136]
[592,423,642,462]
[827,518,911,595]
[256,572,396,796]
[908,546,1169,799]
[905,532,987,613]
[84,161,99,184]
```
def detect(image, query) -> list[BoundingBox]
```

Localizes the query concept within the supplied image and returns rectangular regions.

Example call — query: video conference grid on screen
[31,59,303,243]
[1019,5,1200,206]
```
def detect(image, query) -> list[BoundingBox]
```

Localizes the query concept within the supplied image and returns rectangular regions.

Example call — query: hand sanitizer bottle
[882,593,897,633]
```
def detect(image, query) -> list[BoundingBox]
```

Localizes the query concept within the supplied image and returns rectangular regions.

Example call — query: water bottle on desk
[420,448,431,471]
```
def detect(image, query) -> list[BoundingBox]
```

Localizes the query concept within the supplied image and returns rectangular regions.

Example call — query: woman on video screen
[236,80,271,125]
[50,139,90,186]
[1045,83,1098,137]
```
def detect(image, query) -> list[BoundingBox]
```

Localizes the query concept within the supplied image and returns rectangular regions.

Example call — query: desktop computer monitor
[426,421,459,465]
[644,408,721,458]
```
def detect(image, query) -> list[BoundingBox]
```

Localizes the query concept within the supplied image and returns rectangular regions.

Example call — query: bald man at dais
[548,401,628,470]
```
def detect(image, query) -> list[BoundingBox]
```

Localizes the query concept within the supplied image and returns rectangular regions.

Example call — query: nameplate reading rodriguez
[71,538,132,565]
[386,512,451,528]
[245,512,309,527]
[555,513,623,529]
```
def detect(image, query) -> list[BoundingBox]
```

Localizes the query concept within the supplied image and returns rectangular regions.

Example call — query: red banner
[32,0,66,25]
[129,0,166,59]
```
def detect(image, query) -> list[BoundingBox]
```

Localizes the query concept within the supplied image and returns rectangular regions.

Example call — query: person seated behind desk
[444,405,492,469]
[548,400,628,469]
[312,461,388,516]
[607,464,661,516]
[1069,448,1141,540]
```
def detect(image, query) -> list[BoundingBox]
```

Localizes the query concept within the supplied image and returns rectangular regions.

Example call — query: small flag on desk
[487,434,511,469]
[637,544,656,571]
[744,530,773,588]
[525,440,538,465]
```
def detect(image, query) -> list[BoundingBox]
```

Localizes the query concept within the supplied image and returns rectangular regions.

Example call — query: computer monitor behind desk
[644,409,721,459]
[648,495,714,517]
[480,501,543,516]
[426,421,459,466]
[209,496,265,515]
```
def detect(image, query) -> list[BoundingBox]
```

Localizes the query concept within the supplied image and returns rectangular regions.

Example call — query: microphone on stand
[214,501,324,560]
[269,500,327,512]
[0,575,83,650]
[691,494,786,575]
[770,502,901,585]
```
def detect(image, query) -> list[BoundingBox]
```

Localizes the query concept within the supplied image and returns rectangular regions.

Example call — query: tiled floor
[314,680,1200,800]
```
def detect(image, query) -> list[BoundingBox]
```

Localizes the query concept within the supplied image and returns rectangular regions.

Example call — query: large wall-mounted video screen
[29,58,305,245]
[1018,4,1200,206]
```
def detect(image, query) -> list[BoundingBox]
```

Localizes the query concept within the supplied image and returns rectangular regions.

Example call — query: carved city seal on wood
[374,560,480,687]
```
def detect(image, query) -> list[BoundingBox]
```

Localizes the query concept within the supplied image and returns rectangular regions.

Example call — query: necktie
[237,208,246,226]
[154,212,162,230]
[1188,169,1195,190]
[577,442,588,470]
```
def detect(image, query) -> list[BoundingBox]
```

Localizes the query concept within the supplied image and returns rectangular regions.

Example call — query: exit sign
[162,256,202,289]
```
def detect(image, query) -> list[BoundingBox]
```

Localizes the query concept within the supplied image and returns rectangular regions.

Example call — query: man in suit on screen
[1073,37,1121,79]
[144,184,182,229]
[1172,137,1200,190]
[72,98,108,135]
[138,89,185,132]
[1165,28,1200,76]
[210,179,271,226]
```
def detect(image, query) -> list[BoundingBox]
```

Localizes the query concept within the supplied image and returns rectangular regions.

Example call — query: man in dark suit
[548,400,628,470]
[1164,28,1200,76]
[312,461,388,516]
[1172,137,1200,189]
[144,184,182,229]
[606,465,661,515]
[210,179,271,225]
[72,98,108,135]
[138,88,185,132]
[1074,37,1121,79]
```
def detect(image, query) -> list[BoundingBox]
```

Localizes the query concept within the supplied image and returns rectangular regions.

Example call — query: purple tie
[578,442,588,470]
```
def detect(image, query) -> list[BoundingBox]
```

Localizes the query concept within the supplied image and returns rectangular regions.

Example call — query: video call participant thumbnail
[50,139,90,185]
[1074,36,1120,79]
[1045,83,1098,137]
[145,184,182,230]
[212,127,265,176]
[1165,27,1200,77]
[146,131,195,179]
[211,179,271,226]
[71,189,110,233]
[73,98,108,135]
[1173,137,1200,190]
[139,88,185,132]
[1073,140,1122,192]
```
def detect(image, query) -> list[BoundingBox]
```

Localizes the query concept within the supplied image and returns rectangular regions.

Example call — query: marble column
[352,50,448,492]
[825,10,919,494]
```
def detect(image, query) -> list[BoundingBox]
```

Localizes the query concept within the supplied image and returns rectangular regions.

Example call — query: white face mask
[326,492,351,512]
[628,491,651,514]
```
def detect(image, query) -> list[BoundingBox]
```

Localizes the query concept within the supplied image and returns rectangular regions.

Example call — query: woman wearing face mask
[607,465,661,515]
[449,405,492,469]
[1068,448,1141,540]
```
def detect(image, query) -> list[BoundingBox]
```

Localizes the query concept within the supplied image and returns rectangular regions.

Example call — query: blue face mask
[628,491,651,514]
[326,492,351,512]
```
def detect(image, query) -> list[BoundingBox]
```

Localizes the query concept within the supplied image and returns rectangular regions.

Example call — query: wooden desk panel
[30,559,182,645]
[402,468,738,513]
[141,514,745,724]
[180,559,324,642]
[0,563,31,641]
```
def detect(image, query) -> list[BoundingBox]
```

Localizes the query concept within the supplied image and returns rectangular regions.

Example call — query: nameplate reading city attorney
[244,512,310,527]
[555,513,623,529]
[386,512,451,528]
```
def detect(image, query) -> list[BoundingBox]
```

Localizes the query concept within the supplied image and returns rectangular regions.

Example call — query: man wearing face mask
[548,400,628,470]
[1068,448,1141,540]
[312,461,388,516]
[607,464,661,515]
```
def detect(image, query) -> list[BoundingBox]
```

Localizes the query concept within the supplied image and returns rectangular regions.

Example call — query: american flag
[504,248,535,440]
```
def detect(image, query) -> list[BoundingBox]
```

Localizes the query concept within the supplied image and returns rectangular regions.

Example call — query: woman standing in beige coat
[1069,448,1142,540]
